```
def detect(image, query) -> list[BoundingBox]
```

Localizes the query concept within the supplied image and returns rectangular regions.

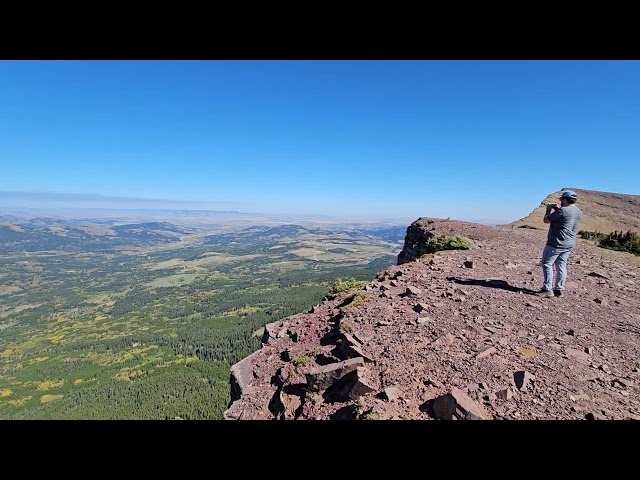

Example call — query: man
[537,190,583,298]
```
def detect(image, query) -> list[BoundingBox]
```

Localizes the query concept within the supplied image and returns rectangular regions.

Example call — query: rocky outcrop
[397,218,476,265]
[224,349,263,420]
[224,216,640,420]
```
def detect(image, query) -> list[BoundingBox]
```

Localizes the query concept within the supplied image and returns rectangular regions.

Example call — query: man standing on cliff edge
[537,190,583,298]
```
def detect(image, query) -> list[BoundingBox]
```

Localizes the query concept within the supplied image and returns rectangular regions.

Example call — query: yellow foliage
[48,334,65,345]
[8,396,31,407]
[113,369,144,382]
[95,314,107,321]
[220,306,261,317]
[40,394,63,404]
[0,348,14,359]
[29,357,49,364]
[37,379,64,391]
[1,389,13,397]
[113,371,130,382]
[129,345,158,356]
[74,379,83,385]
[185,356,198,365]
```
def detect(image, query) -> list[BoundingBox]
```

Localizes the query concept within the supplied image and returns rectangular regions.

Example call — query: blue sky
[1,60,639,224]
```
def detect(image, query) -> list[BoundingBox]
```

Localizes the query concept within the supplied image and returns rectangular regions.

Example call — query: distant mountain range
[0,217,195,255]
[0,215,406,257]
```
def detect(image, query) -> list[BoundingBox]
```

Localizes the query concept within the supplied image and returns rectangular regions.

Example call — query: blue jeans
[541,245,572,291]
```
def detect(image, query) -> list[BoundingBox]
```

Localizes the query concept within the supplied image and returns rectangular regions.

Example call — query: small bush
[329,277,368,294]
[292,354,312,368]
[578,230,606,241]
[362,412,380,420]
[339,320,354,334]
[341,292,374,311]
[425,234,472,252]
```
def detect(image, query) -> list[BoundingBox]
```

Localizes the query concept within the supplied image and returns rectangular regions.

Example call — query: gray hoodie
[546,206,583,249]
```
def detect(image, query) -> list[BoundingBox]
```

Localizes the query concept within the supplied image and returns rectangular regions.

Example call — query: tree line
[579,229,640,255]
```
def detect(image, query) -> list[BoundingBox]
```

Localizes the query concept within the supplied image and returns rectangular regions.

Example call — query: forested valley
[0,221,401,419]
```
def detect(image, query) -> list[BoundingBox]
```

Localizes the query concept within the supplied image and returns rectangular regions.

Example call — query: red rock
[305,357,365,392]
[514,370,535,390]
[566,348,590,361]
[405,286,422,296]
[570,393,590,402]
[496,388,514,400]
[414,302,430,313]
[477,346,497,359]
[382,386,403,401]
[433,333,456,346]
[432,387,486,420]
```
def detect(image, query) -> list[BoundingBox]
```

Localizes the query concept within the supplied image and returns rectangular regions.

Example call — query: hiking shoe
[536,289,554,298]
[554,289,563,297]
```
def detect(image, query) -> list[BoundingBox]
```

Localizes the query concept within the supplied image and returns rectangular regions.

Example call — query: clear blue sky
[1,60,639,224]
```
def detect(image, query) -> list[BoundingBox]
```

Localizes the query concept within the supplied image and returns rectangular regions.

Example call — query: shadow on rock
[322,371,357,404]
[315,353,338,366]
[270,372,283,388]
[419,398,437,419]
[283,383,307,397]
[447,277,539,295]
[329,404,356,420]
[320,312,344,346]
[269,383,308,420]
[268,387,284,420]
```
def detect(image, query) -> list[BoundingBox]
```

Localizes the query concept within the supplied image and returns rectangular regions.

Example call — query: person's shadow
[446,276,540,295]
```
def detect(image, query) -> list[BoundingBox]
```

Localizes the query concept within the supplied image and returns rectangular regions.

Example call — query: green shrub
[425,234,472,252]
[362,412,380,420]
[292,354,313,368]
[580,229,640,256]
[340,292,374,311]
[578,230,606,241]
[329,278,368,294]
[598,230,640,255]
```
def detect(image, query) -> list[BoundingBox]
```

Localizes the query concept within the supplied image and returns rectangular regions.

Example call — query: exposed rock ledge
[225,218,640,420]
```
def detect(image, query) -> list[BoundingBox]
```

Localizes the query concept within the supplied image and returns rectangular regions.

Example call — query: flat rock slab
[432,387,486,420]
[305,357,365,392]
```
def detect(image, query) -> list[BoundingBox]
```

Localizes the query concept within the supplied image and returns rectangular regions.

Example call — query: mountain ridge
[504,188,640,234]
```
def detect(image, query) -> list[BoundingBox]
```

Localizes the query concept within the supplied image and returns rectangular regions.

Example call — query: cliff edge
[224,208,640,420]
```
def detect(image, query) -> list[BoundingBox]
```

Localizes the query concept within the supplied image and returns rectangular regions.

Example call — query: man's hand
[546,203,558,213]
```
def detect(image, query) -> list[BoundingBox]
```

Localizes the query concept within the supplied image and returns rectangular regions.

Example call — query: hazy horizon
[0,190,514,226]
